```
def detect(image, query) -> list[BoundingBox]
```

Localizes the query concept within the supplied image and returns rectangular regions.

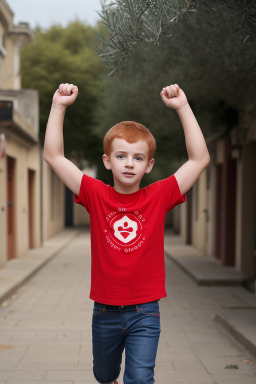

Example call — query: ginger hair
[103,121,156,160]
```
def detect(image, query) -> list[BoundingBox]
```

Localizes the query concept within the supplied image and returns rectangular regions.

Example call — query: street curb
[164,250,246,286]
[215,312,256,359]
[164,250,199,284]
[0,229,80,306]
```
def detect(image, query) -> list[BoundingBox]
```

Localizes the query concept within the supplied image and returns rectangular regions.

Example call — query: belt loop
[103,305,106,313]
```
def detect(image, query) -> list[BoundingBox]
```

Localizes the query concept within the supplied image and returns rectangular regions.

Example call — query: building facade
[177,107,256,288]
[0,0,41,266]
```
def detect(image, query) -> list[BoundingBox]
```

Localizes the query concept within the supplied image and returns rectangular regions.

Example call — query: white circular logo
[113,215,138,244]
[105,212,145,251]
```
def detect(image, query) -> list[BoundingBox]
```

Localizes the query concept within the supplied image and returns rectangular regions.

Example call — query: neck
[113,181,140,194]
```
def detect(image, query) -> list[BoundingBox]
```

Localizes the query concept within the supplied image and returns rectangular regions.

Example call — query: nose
[125,156,134,168]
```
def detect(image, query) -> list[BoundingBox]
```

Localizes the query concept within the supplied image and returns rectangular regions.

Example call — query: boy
[44,83,210,384]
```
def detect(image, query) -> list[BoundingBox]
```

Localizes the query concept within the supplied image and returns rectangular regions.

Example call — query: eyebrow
[115,151,146,157]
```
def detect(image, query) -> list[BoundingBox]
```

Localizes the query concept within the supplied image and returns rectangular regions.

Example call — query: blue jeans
[92,300,161,384]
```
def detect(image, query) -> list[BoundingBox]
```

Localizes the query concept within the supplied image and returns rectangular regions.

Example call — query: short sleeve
[74,174,93,212]
[159,174,186,212]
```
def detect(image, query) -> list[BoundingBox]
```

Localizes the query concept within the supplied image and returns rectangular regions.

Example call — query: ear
[145,158,154,174]
[102,154,111,170]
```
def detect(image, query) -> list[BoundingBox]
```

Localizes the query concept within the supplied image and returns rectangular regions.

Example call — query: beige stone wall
[73,203,90,227]
[27,145,41,248]
[207,158,216,258]
[0,135,41,266]
[170,206,181,234]
[0,0,15,89]
[197,170,208,253]
[0,1,33,90]
[42,161,65,240]
[190,170,208,253]
[180,200,187,242]
[0,1,40,268]
[0,89,39,140]
[0,155,7,267]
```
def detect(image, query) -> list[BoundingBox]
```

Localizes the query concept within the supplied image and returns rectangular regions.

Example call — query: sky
[7,0,103,29]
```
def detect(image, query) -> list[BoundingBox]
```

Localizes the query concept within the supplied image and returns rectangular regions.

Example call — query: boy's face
[103,138,154,193]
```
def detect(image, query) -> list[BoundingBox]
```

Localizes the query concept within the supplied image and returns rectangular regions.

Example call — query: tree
[94,0,256,182]
[96,1,256,78]
[21,21,105,164]
[95,0,193,74]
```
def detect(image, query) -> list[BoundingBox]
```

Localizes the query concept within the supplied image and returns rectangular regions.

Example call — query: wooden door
[215,139,237,265]
[215,164,222,260]
[28,169,35,248]
[7,157,15,260]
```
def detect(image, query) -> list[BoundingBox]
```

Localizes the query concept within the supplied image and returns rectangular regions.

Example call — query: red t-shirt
[75,174,186,305]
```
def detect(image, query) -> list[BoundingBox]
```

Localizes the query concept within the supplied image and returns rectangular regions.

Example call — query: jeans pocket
[140,301,160,316]
[93,304,106,316]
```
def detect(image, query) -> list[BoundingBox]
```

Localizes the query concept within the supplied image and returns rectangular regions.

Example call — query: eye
[135,156,143,161]
[117,154,125,159]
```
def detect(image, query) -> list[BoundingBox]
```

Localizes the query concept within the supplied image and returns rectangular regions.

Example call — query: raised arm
[43,83,83,196]
[160,84,210,195]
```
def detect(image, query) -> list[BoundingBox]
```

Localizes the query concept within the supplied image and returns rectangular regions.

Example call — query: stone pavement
[0,229,78,305]
[0,229,255,383]
[164,230,256,360]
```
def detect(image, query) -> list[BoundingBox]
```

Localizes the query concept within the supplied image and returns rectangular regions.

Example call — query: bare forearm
[42,84,82,195]
[44,103,66,162]
[177,103,210,163]
[161,84,210,194]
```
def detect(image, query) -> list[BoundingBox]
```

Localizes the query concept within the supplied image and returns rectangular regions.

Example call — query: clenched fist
[52,83,79,107]
[160,84,188,110]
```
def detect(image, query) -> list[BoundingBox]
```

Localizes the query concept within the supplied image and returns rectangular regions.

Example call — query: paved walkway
[0,230,255,383]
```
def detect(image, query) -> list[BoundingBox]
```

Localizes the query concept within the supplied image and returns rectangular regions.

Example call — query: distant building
[174,105,256,289]
[0,0,41,266]
[0,0,94,268]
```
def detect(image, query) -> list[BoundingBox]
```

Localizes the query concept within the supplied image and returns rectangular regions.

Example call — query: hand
[160,84,188,110]
[52,83,79,107]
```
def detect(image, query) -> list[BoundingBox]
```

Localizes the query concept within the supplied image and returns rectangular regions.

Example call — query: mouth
[122,172,135,177]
